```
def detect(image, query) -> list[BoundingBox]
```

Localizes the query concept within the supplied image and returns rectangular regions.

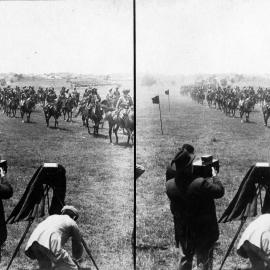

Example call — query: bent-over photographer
[166,145,224,270]
[0,166,13,261]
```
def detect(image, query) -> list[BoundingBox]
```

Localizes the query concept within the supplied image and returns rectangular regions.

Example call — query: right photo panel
[136,0,270,269]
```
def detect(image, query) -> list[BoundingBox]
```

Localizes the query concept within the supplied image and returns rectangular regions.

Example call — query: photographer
[25,205,83,270]
[0,167,13,260]
[166,146,224,270]
[236,214,270,270]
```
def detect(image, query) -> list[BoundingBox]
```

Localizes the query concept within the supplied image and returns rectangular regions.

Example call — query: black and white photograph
[0,1,134,270]
[136,0,270,269]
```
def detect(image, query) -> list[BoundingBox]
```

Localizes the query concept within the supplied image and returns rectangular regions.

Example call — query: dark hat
[171,149,195,169]
[61,205,79,220]
[123,89,130,93]
[181,144,194,154]
[136,164,145,179]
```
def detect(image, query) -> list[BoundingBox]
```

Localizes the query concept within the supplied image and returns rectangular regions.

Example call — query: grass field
[0,89,134,270]
[136,85,270,270]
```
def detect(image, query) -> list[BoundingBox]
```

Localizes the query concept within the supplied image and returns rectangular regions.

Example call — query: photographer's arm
[202,170,225,199]
[71,222,84,260]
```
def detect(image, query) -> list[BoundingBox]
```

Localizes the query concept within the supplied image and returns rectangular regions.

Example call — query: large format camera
[166,155,219,180]
[42,163,59,177]
[193,155,219,178]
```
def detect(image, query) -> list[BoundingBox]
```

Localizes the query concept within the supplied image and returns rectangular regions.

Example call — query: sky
[0,0,132,75]
[137,0,270,75]
[2,0,270,76]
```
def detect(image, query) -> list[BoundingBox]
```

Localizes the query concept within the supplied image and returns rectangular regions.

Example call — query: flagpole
[158,100,164,135]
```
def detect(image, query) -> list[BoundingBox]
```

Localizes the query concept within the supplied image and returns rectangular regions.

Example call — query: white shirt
[237,214,270,257]
[25,214,83,259]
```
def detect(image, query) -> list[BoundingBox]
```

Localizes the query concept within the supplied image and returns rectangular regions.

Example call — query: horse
[73,92,80,108]
[103,103,134,145]
[75,103,88,127]
[262,102,270,126]
[62,96,76,122]
[37,88,46,106]
[6,97,19,117]
[206,91,215,108]
[76,102,104,135]
[87,103,104,135]
[239,98,255,123]
[226,97,239,117]
[20,97,36,123]
[43,99,63,128]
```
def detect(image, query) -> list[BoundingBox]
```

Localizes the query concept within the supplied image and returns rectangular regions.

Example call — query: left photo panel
[0,1,134,270]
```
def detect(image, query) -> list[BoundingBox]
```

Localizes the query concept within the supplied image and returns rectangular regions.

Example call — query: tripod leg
[218,218,246,270]
[6,219,34,270]
[81,237,100,270]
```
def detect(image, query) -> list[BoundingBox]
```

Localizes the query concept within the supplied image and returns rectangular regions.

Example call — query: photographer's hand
[0,168,5,183]
[211,167,219,182]
[212,167,217,177]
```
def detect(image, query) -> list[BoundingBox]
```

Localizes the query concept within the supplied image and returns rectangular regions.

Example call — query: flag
[165,89,169,95]
[152,95,160,104]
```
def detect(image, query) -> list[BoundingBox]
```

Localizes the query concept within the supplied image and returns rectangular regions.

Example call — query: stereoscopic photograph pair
[1,1,270,270]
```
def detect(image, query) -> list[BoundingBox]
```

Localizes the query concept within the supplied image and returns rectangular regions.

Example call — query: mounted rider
[106,88,113,100]
[113,87,120,101]
[115,89,133,120]
[263,88,270,106]
[83,87,92,99]
[59,87,69,100]
[59,87,65,98]
[79,88,91,106]
[87,88,101,115]
[20,88,32,107]
[72,87,80,106]
[108,87,120,108]
[45,88,57,108]
[75,88,92,117]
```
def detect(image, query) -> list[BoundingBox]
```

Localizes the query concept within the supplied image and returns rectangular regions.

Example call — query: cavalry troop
[0,85,134,144]
[182,84,270,125]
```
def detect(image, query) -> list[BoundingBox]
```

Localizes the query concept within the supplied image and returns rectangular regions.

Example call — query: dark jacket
[166,176,224,246]
[186,177,224,244]
[0,181,13,246]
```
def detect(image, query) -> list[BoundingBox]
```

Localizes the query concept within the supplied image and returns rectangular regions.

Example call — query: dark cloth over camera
[7,165,66,224]
[219,165,270,223]
[0,180,13,246]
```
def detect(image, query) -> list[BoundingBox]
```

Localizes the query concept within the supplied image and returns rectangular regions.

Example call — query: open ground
[0,82,134,270]
[136,85,270,270]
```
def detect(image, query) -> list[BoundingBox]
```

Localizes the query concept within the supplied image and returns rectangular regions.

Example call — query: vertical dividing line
[133,0,136,270]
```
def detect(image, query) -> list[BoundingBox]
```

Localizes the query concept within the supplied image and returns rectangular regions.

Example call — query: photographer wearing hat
[0,167,13,261]
[166,145,224,270]
[25,205,83,270]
